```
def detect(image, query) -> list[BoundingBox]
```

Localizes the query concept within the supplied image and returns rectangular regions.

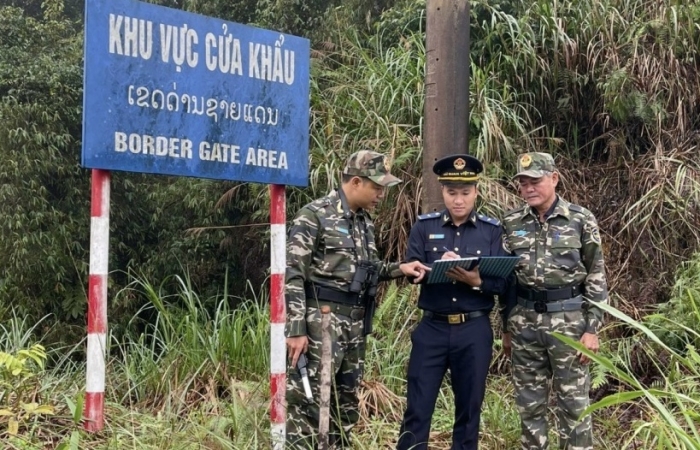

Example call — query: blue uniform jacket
[406,209,515,326]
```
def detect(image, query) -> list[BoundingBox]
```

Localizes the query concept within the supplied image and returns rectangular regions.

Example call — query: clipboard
[426,256,520,284]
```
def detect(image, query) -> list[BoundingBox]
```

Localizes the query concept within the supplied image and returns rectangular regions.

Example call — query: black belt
[423,310,488,324]
[311,301,366,320]
[304,284,360,306]
[517,296,584,313]
[516,284,584,302]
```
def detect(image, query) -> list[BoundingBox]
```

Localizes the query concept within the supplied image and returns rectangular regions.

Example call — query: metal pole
[318,306,332,450]
[84,169,110,431]
[423,0,470,212]
[270,184,287,448]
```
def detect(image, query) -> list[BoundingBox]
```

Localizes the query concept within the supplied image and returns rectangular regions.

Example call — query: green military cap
[432,154,483,185]
[342,150,402,187]
[514,152,557,178]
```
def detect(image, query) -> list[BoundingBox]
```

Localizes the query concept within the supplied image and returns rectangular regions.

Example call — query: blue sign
[82,0,310,186]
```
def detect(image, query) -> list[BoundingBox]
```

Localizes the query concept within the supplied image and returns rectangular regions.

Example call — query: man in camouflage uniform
[502,152,608,450]
[285,150,429,449]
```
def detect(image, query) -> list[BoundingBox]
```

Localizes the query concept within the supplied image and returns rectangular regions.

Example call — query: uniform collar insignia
[441,210,477,227]
[441,212,452,227]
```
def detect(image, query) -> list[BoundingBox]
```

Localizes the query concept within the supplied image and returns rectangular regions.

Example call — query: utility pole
[422,0,470,213]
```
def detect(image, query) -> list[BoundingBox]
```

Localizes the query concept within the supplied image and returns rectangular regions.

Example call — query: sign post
[85,169,110,431]
[269,183,286,447]
[82,0,310,439]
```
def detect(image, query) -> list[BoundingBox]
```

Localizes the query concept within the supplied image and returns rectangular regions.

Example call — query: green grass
[2,269,700,449]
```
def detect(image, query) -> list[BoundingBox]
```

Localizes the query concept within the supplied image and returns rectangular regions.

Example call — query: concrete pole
[423,0,470,213]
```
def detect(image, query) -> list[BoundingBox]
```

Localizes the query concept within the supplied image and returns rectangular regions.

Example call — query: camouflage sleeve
[481,225,516,328]
[378,261,404,280]
[401,221,428,284]
[284,207,320,337]
[501,222,514,253]
[499,224,518,329]
[581,212,608,334]
[368,217,404,280]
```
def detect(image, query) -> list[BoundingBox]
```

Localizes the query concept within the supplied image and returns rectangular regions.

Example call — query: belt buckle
[447,314,463,324]
[533,301,548,314]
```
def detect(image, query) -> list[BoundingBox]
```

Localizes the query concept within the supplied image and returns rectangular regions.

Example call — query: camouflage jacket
[285,189,404,337]
[502,196,608,333]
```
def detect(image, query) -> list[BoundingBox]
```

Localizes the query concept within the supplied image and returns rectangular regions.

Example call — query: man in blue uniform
[397,154,515,450]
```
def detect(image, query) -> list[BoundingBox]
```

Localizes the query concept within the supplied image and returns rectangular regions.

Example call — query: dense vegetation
[1,0,699,448]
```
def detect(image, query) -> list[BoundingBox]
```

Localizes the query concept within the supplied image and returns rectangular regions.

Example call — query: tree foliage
[0,5,87,323]
[0,4,255,337]
[469,0,700,306]
[2,0,700,337]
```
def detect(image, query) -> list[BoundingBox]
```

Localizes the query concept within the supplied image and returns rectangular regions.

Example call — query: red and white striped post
[85,169,110,431]
[270,184,287,448]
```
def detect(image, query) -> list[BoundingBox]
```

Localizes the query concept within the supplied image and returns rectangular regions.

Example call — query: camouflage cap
[342,150,402,187]
[514,152,557,178]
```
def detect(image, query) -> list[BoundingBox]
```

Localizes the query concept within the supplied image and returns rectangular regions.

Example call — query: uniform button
[477,250,481,254]
[433,247,437,251]
[457,232,460,236]
[454,247,459,251]
[452,298,457,302]
[452,281,457,285]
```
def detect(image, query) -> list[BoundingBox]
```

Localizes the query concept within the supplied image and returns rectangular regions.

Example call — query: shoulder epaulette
[568,203,594,219]
[477,214,501,226]
[306,197,333,212]
[418,212,441,221]
[504,205,527,217]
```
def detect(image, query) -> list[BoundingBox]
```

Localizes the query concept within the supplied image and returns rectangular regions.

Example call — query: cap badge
[520,154,532,168]
[453,158,466,170]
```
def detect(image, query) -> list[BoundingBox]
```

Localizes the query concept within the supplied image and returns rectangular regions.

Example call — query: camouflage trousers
[507,304,592,450]
[286,305,366,449]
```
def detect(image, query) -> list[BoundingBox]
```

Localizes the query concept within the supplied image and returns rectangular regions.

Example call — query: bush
[644,252,700,353]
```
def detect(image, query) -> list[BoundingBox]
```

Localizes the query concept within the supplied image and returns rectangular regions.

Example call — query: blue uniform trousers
[397,313,493,450]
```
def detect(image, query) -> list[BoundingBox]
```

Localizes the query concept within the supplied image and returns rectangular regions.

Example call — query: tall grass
[0,269,276,448]
[557,299,700,449]
[470,0,700,308]
[4,269,700,448]
[300,28,427,262]
[645,252,700,352]
[111,272,270,408]
[0,311,50,353]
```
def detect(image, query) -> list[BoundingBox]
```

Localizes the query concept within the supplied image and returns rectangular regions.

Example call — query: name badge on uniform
[335,226,349,234]
[428,234,445,240]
